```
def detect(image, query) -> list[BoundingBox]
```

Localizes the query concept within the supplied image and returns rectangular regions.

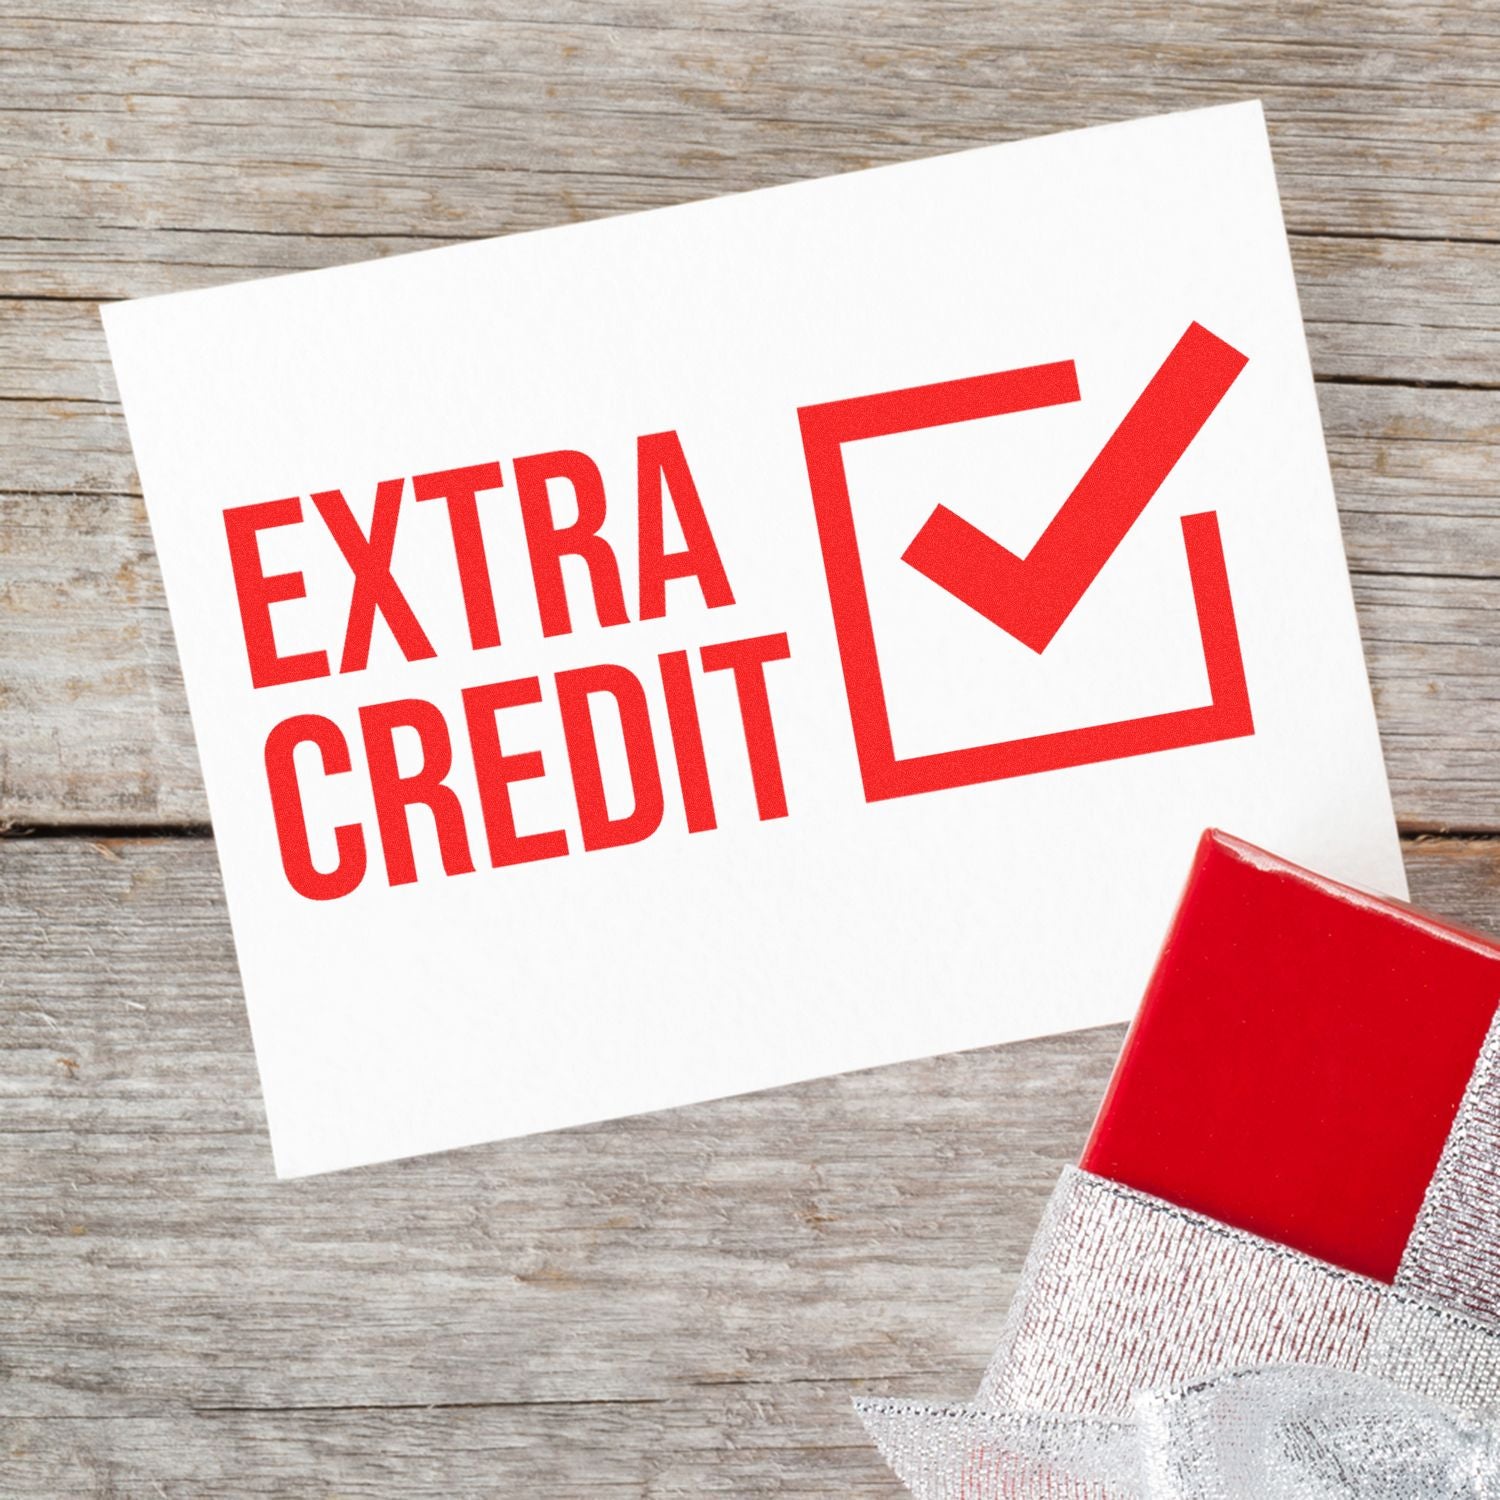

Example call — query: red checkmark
[901,322,1248,653]
[799,338,1255,800]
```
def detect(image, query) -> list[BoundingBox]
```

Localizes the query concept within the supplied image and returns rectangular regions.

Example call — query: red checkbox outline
[797,354,1255,803]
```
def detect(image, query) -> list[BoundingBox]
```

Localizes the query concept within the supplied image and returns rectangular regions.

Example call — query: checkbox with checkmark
[798,323,1256,803]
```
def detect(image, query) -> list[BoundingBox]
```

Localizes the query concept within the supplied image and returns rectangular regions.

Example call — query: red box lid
[1081,830,1500,1282]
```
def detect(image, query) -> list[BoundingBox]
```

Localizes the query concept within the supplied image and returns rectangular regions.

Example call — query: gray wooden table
[4,4,1499,1494]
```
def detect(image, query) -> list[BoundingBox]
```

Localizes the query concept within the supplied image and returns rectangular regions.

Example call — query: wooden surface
[3,3,1499,1494]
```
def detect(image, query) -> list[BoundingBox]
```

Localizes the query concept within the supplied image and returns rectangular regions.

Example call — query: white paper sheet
[102,101,1404,1177]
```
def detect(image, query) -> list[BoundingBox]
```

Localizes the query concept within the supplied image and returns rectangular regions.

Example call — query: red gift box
[1081,829,1500,1282]
[858,830,1500,1496]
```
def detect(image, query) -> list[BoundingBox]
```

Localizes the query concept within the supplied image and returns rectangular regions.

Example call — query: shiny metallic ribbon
[860,1366,1500,1498]
[858,1012,1500,1499]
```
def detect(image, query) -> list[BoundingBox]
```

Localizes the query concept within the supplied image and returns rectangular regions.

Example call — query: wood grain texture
[3,834,1500,1497]
[8,407,1500,829]
[3,0,1499,1493]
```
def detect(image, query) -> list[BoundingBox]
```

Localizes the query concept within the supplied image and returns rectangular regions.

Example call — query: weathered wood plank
[3,0,1500,280]
[5,238,1498,508]
[5,385,1499,829]
[6,228,1500,428]
[6,237,1500,406]
[1,832,1496,1496]
[5,201,1500,411]
[2,1403,906,1498]
[0,492,203,826]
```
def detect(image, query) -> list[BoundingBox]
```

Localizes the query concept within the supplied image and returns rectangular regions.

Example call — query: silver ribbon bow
[859,1366,1500,1499]
[1139,1366,1500,1499]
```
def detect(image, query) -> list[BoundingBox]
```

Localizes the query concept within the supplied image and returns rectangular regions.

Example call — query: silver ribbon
[860,1366,1500,1498]
[1139,1366,1500,1499]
